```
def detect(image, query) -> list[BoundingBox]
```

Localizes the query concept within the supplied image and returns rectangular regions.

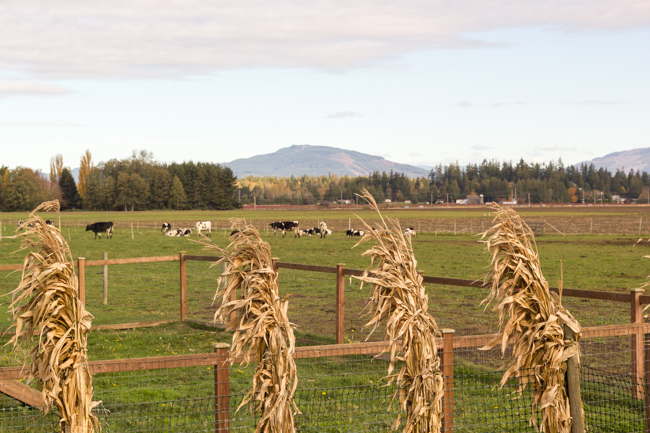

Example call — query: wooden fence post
[564,325,584,433]
[643,333,650,433]
[441,329,455,433]
[272,257,279,275]
[102,252,108,305]
[214,342,231,433]
[632,288,644,399]
[180,252,187,322]
[78,258,85,307]
[336,264,345,344]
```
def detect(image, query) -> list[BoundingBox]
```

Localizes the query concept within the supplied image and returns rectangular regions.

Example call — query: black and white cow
[86,222,114,239]
[45,220,55,226]
[269,221,300,238]
[161,222,171,234]
[166,228,183,237]
[195,221,212,237]
[404,227,417,237]
[319,222,328,238]
[346,229,364,237]
[182,228,192,237]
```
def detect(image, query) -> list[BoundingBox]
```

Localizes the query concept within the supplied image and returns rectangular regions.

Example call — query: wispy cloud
[456,101,473,108]
[471,144,493,150]
[0,1,647,79]
[0,81,72,98]
[326,111,363,119]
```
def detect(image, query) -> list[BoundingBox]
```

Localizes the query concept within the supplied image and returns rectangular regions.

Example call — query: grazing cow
[346,229,364,237]
[161,222,171,233]
[45,220,55,226]
[269,221,300,238]
[86,222,114,239]
[319,222,328,238]
[404,227,417,237]
[195,221,212,237]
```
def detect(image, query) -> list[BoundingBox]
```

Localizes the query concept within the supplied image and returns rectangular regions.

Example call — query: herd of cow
[17,219,417,240]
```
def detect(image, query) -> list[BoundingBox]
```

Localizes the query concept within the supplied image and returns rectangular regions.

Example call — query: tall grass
[6,200,100,432]
[480,205,581,433]
[353,189,444,433]
[198,218,299,433]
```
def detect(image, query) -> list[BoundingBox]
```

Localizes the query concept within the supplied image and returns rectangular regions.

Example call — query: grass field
[1,222,649,348]
[1,208,649,431]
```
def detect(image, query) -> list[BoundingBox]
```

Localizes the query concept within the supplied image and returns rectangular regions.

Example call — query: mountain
[225,145,430,178]
[580,147,650,173]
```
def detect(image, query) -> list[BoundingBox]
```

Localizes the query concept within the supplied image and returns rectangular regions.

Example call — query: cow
[161,222,171,234]
[166,228,182,237]
[86,222,114,239]
[230,229,241,236]
[346,229,364,237]
[45,220,55,226]
[182,228,192,237]
[17,220,32,229]
[195,221,212,237]
[319,222,328,238]
[269,221,300,238]
[404,227,417,237]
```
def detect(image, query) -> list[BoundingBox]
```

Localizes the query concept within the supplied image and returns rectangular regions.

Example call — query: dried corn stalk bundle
[480,205,581,433]
[352,189,444,433]
[199,218,299,433]
[6,200,100,433]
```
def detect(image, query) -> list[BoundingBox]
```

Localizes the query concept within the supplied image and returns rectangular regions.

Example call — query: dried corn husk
[6,200,100,433]
[480,205,581,433]
[352,189,444,433]
[198,219,299,433]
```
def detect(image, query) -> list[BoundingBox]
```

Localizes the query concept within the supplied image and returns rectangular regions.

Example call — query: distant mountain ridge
[225,145,430,178]
[580,147,650,173]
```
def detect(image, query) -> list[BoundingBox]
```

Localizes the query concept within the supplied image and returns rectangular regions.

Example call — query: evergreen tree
[168,176,187,209]
[59,168,79,210]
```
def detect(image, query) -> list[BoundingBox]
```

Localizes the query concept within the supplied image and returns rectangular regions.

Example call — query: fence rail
[3,322,650,432]
[2,252,650,416]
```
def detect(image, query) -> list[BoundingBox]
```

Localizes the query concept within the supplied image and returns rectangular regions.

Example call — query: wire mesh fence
[3,329,650,432]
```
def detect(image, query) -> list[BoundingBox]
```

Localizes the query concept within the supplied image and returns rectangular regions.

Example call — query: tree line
[2,153,649,211]
[239,158,650,205]
[0,150,240,211]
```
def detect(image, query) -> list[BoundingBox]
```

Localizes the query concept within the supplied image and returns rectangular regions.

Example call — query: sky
[0,1,649,173]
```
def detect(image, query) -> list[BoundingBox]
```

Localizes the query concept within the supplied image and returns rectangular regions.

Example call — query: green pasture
[1,203,649,228]
[0,226,649,345]
[1,214,649,431]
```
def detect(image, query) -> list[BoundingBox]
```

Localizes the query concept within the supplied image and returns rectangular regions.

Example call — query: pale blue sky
[0,1,648,173]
